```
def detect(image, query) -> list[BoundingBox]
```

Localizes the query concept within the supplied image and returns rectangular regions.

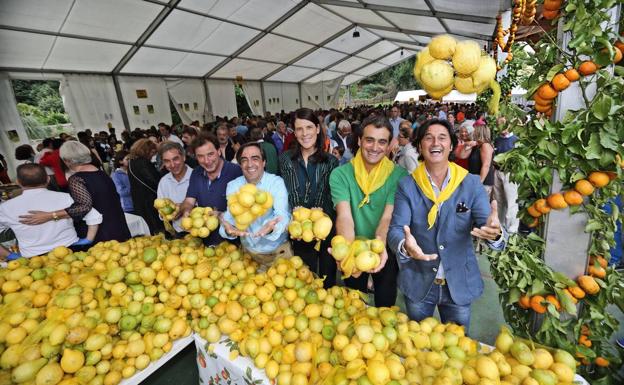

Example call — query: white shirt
[157,165,192,232]
[34,149,54,176]
[0,188,102,257]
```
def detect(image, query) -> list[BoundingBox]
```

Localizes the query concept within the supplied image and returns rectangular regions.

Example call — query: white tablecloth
[125,213,151,237]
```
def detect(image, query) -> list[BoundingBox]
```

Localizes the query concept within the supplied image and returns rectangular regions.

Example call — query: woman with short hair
[19,141,130,243]
[128,139,163,234]
[278,108,339,288]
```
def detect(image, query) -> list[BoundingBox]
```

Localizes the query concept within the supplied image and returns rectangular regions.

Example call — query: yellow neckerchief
[412,162,468,229]
[351,149,395,208]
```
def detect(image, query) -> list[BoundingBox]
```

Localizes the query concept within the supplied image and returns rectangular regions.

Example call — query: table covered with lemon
[0,230,589,385]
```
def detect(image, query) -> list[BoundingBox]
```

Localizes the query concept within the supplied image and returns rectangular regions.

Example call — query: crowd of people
[1,101,522,326]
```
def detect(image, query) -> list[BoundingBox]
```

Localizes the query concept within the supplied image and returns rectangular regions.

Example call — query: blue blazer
[387,173,503,306]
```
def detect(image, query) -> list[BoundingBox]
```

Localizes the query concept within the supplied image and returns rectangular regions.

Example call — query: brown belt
[433,278,446,285]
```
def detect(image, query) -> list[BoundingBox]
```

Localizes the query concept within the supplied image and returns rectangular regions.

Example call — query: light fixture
[353,26,360,38]
[400,48,404,57]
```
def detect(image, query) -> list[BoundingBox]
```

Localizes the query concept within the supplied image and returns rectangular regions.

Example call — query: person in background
[395,125,419,173]
[229,123,246,149]
[39,138,68,191]
[158,123,184,146]
[180,126,199,168]
[111,151,134,213]
[178,133,242,246]
[220,142,291,270]
[272,121,288,155]
[492,117,519,233]
[468,123,495,196]
[447,113,456,132]
[77,132,103,170]
[279,108,339,287]
[157,142,193,236]
[249,127,278,174]
[330,115,408,307]
[128,138,163,235]
[20,142,130,243]
[387,119,505,331]
[332,146,348,166]
[14,144,35,166]
[0,153,10,184]
[2,164,101,260]
[333,120,354,162]
[216,124,236,161]
[453,124,473,170]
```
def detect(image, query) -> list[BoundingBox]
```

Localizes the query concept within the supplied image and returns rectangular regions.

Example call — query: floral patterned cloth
[194,334,273,385]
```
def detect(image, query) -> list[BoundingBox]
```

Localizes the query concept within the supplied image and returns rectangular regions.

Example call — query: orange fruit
[563,190,583,206]
[613,47,622,64]
[574,179,594,196]
[518,295,531,309]
[551,73,570,91]
[527,204,542,218]
[588,171,610,187]
[564,68,580,82]
[578,275,600,295]
[533,93,552,106]
[568,286,585,299]
[537,83,558,100]
[527,218,539,228]
[590,255,608,269]
[545,295,561,311]
[534,199,551,214]
[547,192,568,209]
[588,265,606,279]
[579,335,592,347]
[562,289,578,304]
[615,41,624,57]
[530,295,547,313]
[543,10,559,20]
[543,0,562,11]
[595,357,610,367]
[578,61,598,76]
[534,103,552,113]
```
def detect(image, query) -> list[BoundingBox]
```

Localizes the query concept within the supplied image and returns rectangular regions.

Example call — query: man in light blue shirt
[219,142,292,269]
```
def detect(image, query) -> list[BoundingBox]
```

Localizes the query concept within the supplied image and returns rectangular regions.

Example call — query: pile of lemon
[329,236,384,278]
[227,184,273,231]
[153,198,179,222]
[180,207,220,238]
[288,207,333,243]
[0,234,578,385]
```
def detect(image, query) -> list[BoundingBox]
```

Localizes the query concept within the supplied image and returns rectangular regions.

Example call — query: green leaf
[599,129,619,151]
[546,64,565,81]
[591,95,612,120]
[584,133,602,159]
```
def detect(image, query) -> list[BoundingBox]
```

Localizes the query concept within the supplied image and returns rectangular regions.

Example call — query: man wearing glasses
[219,142,291,269]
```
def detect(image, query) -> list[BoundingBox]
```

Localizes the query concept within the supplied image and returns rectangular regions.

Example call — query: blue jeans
[404,283,472,334]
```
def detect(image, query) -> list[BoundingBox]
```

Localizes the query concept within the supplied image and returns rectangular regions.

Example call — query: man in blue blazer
[387,119,506,332]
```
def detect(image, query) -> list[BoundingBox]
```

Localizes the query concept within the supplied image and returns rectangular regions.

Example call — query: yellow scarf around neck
[412,162,468,229]
[352,150,395,208]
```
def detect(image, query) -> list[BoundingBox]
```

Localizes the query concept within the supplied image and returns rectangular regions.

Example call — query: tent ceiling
[0,0,509,84]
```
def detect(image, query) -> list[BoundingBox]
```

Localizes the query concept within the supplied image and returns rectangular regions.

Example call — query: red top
[39,150,67,188]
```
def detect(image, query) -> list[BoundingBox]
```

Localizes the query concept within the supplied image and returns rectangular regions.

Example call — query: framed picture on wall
[147,105,154,114]
[184,103,190,111]
[193,102,198,110]
[133,106,140,115]
[136,89,148,99]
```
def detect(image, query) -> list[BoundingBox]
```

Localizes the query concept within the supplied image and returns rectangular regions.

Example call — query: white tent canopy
[442,90,476,103]
[394,89,427,103]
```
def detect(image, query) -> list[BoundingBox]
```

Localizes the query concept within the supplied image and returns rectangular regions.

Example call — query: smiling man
[329,115,408,307]
[387,119,506,331]
[156,142,193,235]
[219,142,291,270]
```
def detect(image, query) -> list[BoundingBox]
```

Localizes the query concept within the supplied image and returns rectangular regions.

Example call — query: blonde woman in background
[468,123,495,197]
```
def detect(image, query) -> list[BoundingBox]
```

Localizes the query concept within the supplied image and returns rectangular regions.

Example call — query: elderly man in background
[1,164,101,260]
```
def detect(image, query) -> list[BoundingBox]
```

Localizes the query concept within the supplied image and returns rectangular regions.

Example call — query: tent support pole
[260,81,267,116]
[112,75,131,132]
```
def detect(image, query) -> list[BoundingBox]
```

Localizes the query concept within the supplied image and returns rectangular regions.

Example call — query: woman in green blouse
[279,108,339,288]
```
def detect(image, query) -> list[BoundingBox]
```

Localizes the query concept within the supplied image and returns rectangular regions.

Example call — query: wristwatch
[52,211,59,221]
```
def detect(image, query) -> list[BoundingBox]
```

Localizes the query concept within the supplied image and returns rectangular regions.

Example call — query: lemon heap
[227,183,273,231]
[0,234,578,385]
[180,207,220,238]
[329,236,385,278]
[414,34,498,100]
[288,207,333,243]
[153,198,179,222]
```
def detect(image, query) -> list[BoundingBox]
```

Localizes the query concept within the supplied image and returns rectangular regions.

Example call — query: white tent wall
[301,82,323,109]
[0,73,30,180]
[205,79,238,120]
[322,77,345,109]
[281,83,300,113]
[117,76,171,129]
[59,74,124,132]
[165,78,208,125]
[262,82,283,114]
[241,81,263,116]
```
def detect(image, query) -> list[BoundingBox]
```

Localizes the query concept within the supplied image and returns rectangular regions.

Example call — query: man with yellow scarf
[329,115,408,307]
[387,119,505,332]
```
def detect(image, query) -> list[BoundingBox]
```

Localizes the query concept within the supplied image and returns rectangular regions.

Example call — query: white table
[125,213,151,237]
